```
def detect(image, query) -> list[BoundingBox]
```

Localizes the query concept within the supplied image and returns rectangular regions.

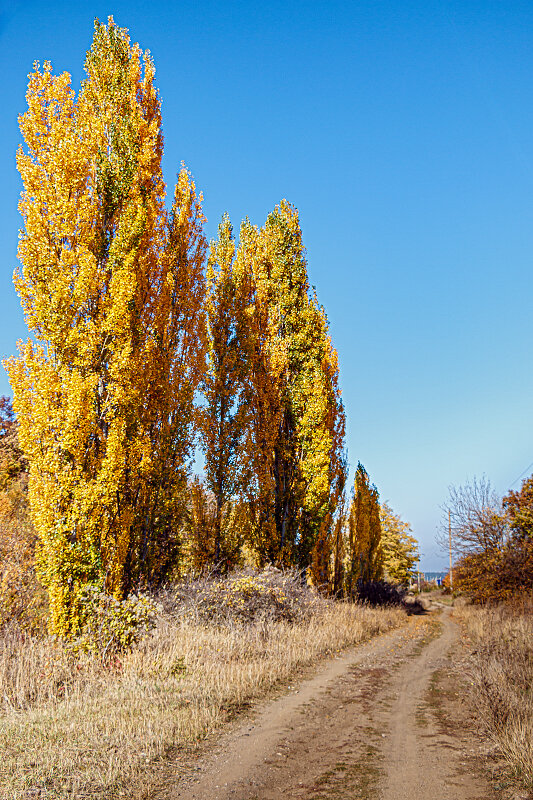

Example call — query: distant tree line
[442,475,533,602]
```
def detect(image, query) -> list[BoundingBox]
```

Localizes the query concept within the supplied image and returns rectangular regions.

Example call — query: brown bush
[454,538,533,604]
[171,566,323,626]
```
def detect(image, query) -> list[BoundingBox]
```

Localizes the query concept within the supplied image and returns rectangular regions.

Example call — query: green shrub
[71,586,158,658]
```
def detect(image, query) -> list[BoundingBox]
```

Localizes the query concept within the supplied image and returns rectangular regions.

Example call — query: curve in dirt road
[162,608,495,800]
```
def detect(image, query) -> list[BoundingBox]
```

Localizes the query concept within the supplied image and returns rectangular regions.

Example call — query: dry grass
[0,573,404,799]
[458,599,533,790]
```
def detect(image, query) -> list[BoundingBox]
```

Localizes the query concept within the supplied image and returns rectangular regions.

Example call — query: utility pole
[448,508,453,591]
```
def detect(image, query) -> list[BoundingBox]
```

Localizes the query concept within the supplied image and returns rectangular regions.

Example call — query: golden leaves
[233,202,346,565]
[4,19,206,635]
[5,18,350,632]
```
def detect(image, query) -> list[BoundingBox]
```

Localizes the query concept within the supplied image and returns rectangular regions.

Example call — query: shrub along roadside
[171,567,323,625]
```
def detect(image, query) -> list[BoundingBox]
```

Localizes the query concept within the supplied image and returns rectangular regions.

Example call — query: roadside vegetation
[0,570,404,799]
[0,17,419,641]
[442,475,533,603]
[458,600,533,792]
[442,475,533,794]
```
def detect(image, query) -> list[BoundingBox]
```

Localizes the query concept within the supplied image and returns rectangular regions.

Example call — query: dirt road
[163,608,494,800]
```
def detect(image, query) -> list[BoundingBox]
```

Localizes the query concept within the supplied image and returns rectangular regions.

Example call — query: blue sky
[1,0,532,569]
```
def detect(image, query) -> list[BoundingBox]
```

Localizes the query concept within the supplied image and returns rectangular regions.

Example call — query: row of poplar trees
[5,19,362,636]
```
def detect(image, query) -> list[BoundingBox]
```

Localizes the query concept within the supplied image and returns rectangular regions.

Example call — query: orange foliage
[454,474,533,603]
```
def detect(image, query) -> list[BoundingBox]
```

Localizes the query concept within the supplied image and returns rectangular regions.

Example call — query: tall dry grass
[0,575,404,799]
[459,600,533,790]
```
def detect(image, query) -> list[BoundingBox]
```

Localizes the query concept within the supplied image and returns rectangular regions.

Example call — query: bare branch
[438,475,508,558]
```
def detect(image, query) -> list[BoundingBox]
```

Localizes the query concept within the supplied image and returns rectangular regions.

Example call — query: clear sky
[1,0,532,570]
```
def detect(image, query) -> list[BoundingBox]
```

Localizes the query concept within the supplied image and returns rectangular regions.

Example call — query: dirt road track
[163,609,494,800]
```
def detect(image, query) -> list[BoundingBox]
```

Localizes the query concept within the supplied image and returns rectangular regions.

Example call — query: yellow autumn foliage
[4,19,206,636]
[236,202,346,568]
[379,502,419,585]
[347,463,383,591]
[4,18,351,635]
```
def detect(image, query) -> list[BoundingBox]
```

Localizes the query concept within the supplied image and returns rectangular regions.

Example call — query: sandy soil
[154,608,496,800]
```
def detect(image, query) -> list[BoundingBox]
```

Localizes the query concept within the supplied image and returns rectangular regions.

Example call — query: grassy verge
[457,599,533,792]
[0,571,405,799]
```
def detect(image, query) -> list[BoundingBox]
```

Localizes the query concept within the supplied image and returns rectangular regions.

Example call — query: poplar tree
[347,463,383,592]
[199,214,249,565]
[5,19,206,635]
[234,217,283,561]
[237,202,346,567]
[299,296,347,565]
[308,455,347,593]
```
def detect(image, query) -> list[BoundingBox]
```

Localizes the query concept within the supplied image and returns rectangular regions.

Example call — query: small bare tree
[439,476,508,559]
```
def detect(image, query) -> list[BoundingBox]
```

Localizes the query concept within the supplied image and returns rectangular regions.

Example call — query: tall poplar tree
[237,202,346,567]
[5,19,206,635]
[347,463,383,592]
[298,296,347,565]
[199,214,249,564]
